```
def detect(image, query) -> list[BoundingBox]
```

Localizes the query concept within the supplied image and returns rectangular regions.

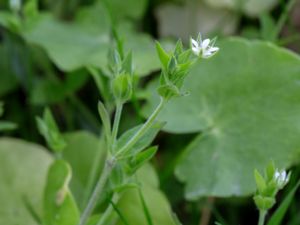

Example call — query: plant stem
[258,210,267,225]
[199,197,215,225]
[274,0,297,40]
[96,194,120,225]
[111,103,123,151]
[81,134,106,210]
[78,157,115,225]
[115,97,166,158]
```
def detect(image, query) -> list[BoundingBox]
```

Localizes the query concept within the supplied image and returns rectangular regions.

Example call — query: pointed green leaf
[116,122,164,157]
[254,169,267,194]
[266,161,276,182]
[98,101,112,143]
[127,146,158,174]
[155,41,170,71]
[36,108,66,153]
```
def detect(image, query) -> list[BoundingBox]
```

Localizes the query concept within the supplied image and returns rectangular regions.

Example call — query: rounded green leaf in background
[144,38,300,199]
[204,0,279,17]
[0,138,53,225]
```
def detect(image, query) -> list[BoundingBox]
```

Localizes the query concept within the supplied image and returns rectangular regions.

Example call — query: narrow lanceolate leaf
[116,121,164,157]
[127,146,158,175]
[267,180,300,225]
[254,170,266,194]
[155,41,170,71]
[98,101,112,143]
[43,160,80,225]
[36,108,66,153]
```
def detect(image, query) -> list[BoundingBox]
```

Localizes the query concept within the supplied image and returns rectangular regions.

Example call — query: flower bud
[253,195,275,211]
[111,73,132,103]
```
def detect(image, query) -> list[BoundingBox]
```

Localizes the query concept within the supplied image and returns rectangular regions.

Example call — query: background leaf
[144,38,300,199]
[0,138,52,225]
[116,164,178,225]
[63,131,106,209]
[43,160,80,225]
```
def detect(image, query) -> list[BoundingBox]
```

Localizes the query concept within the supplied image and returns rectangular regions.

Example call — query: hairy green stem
[78,157,115,225]
[115,97,166,158]
[81,134,106,210]
[79,97,166,225]
[258,210,266,225]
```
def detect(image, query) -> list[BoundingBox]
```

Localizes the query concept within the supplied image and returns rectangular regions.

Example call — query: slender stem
[81,134,106,210]
[96,194,120,225]
[258,210,266,225]
[274,0,297,40]
[111,103,123,151]
[199,197,215,225]
[115,97,166,158]
[78,157,115,225]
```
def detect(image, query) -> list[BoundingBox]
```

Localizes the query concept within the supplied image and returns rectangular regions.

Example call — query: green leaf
[104,0,148,21]
[254,170,267,194]
[115,23,163,77]
[204,0,279,17]
[144,38,300,198]
[155,41,170,71]
[267,180,300,225]
[62,131,106,209]
[116,122,164,157]
[266,161,276,182]
[122,51,133,75]
[0,138,52,225]
[127,146,158,175]
[43,160,80,225]
[36,108,66,153]
[116,164,179,225]
[260,14,276,41]
[98,101,112,143]
[22,10,110,72]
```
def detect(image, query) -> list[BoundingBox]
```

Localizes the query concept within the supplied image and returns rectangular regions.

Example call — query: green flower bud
[253,195,275,211]
[111,73,132,103]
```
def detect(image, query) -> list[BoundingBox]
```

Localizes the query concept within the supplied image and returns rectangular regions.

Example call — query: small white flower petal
[191,39,199,48]
[210,47,219,53]
[192,47,200,56]
[202,39,210,49]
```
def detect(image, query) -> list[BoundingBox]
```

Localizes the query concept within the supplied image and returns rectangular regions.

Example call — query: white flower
[274,170,290,189]
[191,34,219,58]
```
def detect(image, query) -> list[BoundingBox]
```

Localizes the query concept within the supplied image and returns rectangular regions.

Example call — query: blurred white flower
[9,0,21,13]
[274,170,290,189]
[191,34,219,58]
